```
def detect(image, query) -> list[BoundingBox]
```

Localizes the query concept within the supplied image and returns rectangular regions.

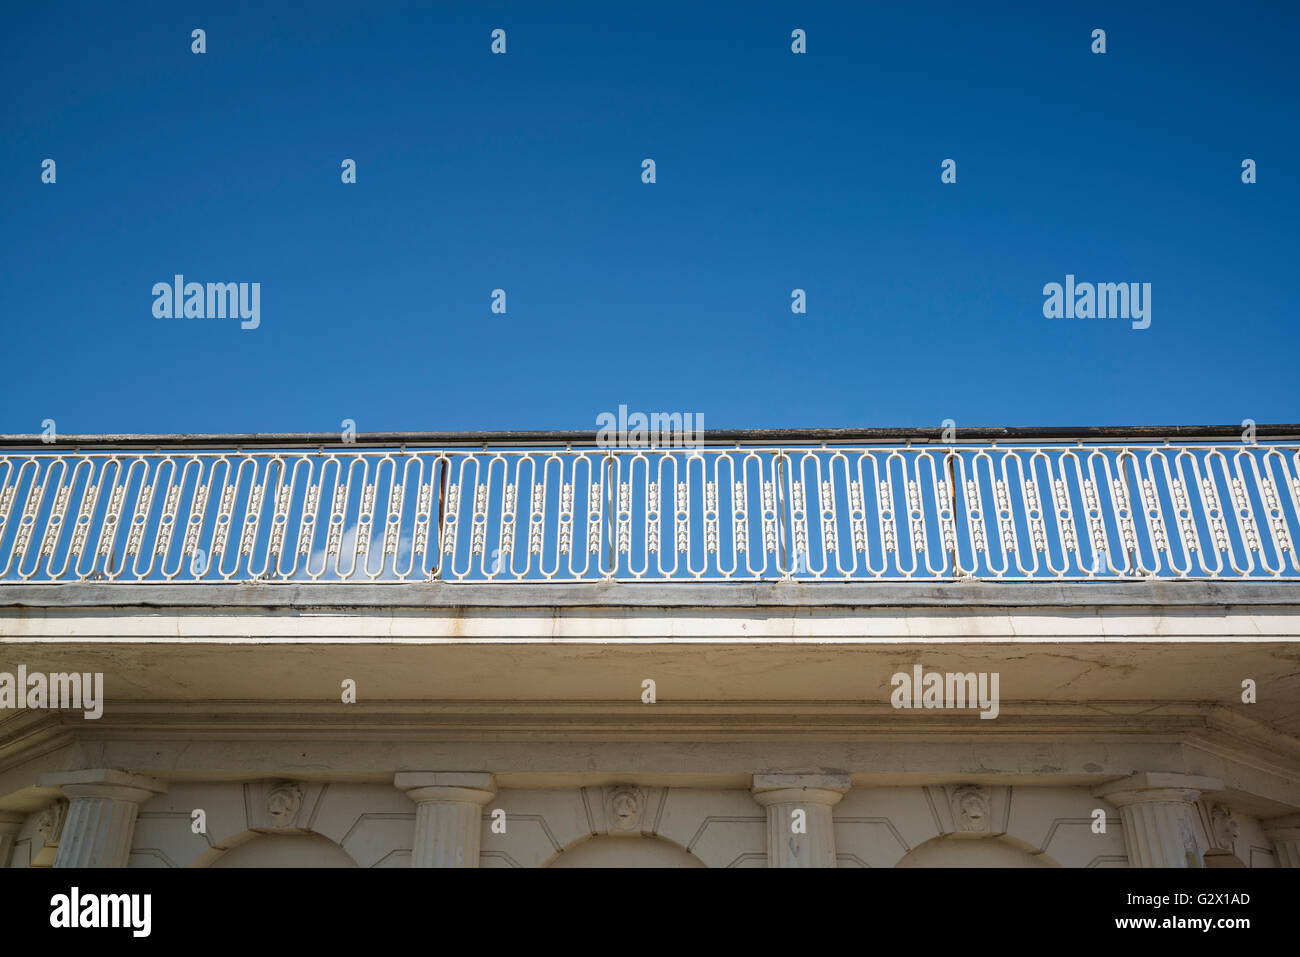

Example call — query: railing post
[944,450,962,577]
[776,451,789,578]
[1117,450,1139,576]
[433,455,448,581]
[605,451,615,579]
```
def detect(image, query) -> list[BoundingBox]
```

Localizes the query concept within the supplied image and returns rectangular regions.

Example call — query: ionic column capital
[751,771,851,808]
[394,771,496,806]
[37,768,168,804]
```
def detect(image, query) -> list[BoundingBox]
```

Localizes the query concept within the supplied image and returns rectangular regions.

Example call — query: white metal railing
[0,440,1297,583]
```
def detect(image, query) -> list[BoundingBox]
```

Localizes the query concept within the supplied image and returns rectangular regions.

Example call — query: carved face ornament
[960,793,986,828]
[1211,806,1240,848]
[950,786,991,833]
[36,799,67,842]
[612,792,638,827]
[606,786,644,832]
[267,783,303,826]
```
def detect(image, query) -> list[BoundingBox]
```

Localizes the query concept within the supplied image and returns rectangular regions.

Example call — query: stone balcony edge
[2,579,1300,609]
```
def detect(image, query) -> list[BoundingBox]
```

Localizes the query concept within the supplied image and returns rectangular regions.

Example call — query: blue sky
[2,1,1296,435]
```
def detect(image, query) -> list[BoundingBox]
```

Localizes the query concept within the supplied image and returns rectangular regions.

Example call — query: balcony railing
[0,428,1297,584]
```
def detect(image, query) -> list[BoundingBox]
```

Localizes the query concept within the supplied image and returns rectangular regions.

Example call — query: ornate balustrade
[0,429,1296,583]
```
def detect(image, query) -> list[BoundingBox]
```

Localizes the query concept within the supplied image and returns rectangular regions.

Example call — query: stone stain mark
[439,613,464,640]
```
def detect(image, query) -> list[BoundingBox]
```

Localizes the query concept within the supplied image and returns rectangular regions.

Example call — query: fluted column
[1263,814,1300,868]
[1094,772,1222,869]
[395,772,495,868]
[38,770,167,868]
[752,772,850,868]
[0,812,24,868]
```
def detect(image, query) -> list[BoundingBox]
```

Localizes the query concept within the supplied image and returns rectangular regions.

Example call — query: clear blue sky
[2,1,1296,435]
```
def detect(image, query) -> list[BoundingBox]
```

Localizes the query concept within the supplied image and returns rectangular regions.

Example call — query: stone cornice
[0,697,1268,741]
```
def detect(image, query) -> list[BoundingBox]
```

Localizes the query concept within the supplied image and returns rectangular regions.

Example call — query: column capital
[751,772,848,867]
[1263,814,1300,842]
[1092,772,1222,807]
[395,772,495,868]
[39,771,165,868]
[751,771,851,808]
[395,771,495,806]
[37,769,167,804]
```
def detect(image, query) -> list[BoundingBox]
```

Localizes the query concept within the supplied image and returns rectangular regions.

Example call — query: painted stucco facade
[2,581,1298,867]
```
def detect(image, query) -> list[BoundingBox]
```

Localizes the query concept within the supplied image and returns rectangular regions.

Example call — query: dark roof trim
[0,425,1297,450]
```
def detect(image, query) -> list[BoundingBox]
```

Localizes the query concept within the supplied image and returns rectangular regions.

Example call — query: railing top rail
[1,425,1298,450]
